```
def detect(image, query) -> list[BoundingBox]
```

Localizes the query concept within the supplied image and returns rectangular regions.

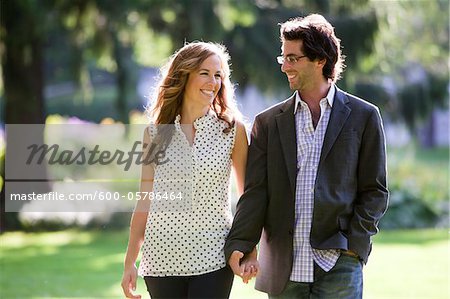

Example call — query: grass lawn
[0,229,448,299]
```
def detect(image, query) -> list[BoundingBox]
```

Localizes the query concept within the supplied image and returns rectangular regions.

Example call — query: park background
[0,0,448,298]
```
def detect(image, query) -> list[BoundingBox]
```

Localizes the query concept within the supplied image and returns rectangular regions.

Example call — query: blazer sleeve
[349,107,389,262]
[224,115,269,261]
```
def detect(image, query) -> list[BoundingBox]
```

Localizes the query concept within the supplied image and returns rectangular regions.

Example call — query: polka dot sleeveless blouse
[138,113,236,277]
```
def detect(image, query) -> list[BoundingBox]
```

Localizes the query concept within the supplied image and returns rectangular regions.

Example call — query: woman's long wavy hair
[147,42,241,131]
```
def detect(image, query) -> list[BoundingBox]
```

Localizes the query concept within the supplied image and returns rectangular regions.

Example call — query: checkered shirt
[290,86,341,283]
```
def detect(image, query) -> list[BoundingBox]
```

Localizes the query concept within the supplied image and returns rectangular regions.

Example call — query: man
[225,14,389,298]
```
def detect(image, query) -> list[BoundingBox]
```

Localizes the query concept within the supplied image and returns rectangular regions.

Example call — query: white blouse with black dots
[138,113,237,277]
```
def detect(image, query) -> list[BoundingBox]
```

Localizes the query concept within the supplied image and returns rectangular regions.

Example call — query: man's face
[280,39,317,91]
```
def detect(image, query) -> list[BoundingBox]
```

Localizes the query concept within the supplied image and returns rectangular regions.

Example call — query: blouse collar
[174,111,216,131]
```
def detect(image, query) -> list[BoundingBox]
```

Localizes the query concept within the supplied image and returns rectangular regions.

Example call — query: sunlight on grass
[366,241,449,298]
[1,229,448,298]
[0,230,93,248]
[89,252,124,270]
[365,230,449,299]
[230,278,265,299]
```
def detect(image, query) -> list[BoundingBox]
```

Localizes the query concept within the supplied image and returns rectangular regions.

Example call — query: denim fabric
[269,254,363,299]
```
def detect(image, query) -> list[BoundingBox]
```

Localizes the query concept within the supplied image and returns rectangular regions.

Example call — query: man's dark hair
[280,14,345,82]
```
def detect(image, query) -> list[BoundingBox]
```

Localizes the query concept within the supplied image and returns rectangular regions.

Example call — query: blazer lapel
[275,96,297,195]
[320,88,351,163]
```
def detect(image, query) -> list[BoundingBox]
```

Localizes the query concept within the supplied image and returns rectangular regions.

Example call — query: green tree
[54,0,141,124]
[135,0,379,93]
[355,0,449,132]
[1,0,53,231]
[1,0,382,231]
[1,0,48,124]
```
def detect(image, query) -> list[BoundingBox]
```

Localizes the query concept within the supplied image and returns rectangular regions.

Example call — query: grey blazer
[224,87,389,295]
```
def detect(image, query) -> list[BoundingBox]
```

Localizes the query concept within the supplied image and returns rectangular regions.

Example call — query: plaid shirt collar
[294,84,336,114]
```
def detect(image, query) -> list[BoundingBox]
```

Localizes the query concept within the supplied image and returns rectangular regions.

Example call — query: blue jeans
[269,254,363,299]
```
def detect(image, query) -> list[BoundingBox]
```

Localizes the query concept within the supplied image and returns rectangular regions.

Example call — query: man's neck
[298,80,331,106]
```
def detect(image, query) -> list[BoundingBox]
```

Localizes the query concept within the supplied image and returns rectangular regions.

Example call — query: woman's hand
[121,265,141,299]
[240,247,259,284]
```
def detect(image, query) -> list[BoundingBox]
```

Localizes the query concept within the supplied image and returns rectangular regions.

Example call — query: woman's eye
[215,74,222,78]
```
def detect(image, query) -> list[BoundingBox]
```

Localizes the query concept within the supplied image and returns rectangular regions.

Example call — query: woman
[121,42,256,299]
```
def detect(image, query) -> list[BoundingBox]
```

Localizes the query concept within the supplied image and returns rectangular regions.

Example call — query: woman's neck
[180,104,210,124]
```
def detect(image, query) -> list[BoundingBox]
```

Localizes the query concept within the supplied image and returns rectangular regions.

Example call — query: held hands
[228,248,259,284]
[121,265,141,299]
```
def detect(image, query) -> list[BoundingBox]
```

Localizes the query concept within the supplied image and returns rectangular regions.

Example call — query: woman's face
[183,54,223,109]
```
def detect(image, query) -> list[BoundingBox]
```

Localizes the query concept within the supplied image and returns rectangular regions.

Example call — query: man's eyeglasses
[276,55,307,65]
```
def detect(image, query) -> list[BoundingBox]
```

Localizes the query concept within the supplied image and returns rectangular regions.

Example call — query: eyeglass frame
[276,54,307,65]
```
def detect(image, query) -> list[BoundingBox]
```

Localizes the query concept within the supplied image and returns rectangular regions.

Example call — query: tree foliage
[1,0,383,123]
[1,0,384,231]
[355,0,449,131]
[2,0,447,231]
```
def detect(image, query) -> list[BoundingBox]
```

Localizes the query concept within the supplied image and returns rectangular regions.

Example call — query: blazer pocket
[338,218,349,233]
[335,131,361,165]
[338,130,360,143]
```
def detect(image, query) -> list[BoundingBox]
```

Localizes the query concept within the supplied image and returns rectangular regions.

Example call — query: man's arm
[349,108,389,262]
[225,115,269,261]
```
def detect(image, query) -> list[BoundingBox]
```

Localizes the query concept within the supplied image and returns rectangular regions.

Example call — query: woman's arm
[231,121,258,283]
[121,128,154,299]
[231,121,248,197]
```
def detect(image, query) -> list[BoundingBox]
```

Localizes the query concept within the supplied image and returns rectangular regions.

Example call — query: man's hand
[341,249,360,259]
[121,265,142,299]
[228,249,259,284]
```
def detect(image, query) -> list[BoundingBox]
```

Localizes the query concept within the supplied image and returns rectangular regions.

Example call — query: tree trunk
[113,34,129,124]
[1,0,49,232]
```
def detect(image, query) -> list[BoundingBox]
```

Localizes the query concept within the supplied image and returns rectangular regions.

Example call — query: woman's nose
[209,75,220,86]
